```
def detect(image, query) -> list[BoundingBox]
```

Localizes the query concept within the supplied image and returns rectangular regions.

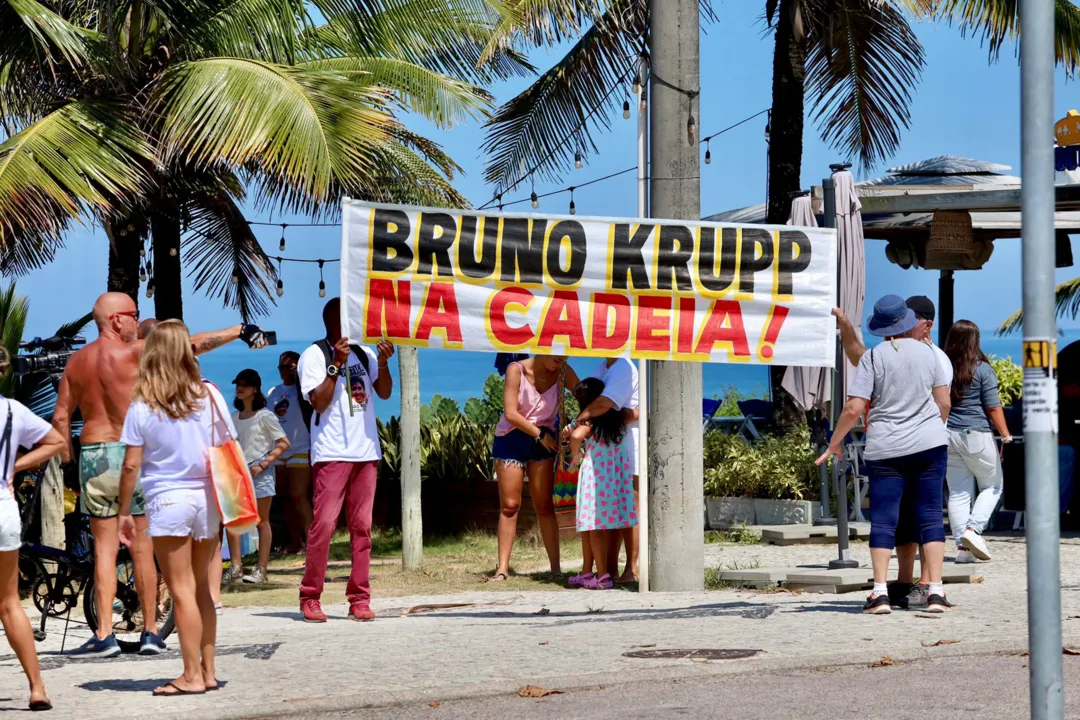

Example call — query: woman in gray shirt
[818,295,952,614]
[943,320,1013,564]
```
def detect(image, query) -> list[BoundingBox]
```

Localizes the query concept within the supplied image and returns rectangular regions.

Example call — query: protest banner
[340,201,837,367]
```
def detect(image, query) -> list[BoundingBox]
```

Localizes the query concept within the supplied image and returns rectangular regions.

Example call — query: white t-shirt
[589,359,640,431]
[930,343,954,388]
[0,398,53,500]
[298,345,382,464]
[266,384,310,455]
[120,384,237,502]
[232,408,287,466]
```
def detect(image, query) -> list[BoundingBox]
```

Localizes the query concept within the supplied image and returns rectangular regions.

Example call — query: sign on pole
[340,202,837,367]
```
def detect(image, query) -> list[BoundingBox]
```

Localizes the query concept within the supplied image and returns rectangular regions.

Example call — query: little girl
[226,369,289,585]
[567,378,636,590]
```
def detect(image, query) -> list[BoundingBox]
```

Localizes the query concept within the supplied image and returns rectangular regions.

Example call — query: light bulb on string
[145,259,152,276]
[640,93,647,112]
[687,114,696,145]
[632,74,641,95]
[705,139,712,165]
[575,150,583,169]
[139,265,147,283]
[169,247,178,257]
[496,193,504,212]
[568,187,576,215]
[231,272,239,285]
[139,247,146,258]
[623,99,631,120]
[276,258,284,297]
[318,259,327,298]
[279,223,287,252]
[765,110,771,141]
[530,176,539,209]
[146,279,155,299]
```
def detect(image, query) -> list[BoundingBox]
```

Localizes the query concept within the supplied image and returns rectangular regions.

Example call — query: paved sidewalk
[2,534,1078,719]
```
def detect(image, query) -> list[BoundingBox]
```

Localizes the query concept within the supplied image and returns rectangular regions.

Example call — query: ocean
[198,331,1080,420]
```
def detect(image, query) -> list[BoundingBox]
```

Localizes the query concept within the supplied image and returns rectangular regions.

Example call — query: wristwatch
[327,364,340,377]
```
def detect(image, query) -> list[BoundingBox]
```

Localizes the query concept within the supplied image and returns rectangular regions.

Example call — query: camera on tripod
[15,336,86,376]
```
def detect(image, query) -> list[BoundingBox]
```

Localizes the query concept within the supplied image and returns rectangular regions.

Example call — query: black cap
[905,295,935,322]
[231,368,262,387]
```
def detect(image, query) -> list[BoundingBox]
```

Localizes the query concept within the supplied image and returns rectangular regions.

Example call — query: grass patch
[704,559,764,591]
[704,524,761,545]
[220,528,585,607]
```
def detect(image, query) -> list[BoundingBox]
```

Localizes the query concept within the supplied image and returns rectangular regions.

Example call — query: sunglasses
[111,310,139,321]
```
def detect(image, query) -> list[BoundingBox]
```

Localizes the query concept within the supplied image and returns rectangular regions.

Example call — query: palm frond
[153,58,396,216]
[1,0,103,71]
[479,0,603,65]
[0,99,155,275]
[481,0,644,192]
[804,0,925,172]
[0,283,28,397]
[302,56,493,127]
[934,0,1080,74]
[182,190,277,321]
[54,311,93,339]
[998,274,1080,335]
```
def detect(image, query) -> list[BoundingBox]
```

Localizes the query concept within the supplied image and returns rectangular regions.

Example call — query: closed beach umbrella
[781,196,830,411]
[833,170,866,403]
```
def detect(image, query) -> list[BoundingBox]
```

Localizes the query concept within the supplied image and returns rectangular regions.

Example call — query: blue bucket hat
[867,294,919,338]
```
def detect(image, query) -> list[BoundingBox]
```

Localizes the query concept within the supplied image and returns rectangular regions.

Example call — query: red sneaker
[349,604,375,622]
[301,598,327,623]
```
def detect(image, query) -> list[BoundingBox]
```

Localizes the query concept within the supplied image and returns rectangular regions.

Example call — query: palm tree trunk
[106,215,146,307]
[151,212,183,321]
[766,0,808,431]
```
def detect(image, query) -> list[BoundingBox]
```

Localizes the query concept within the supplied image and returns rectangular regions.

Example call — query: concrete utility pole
[1020,1,1064,717]
[399,346,422,570]
[648,0,704,591]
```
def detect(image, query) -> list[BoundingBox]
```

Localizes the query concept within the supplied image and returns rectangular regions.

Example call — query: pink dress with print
[575,439,637,532]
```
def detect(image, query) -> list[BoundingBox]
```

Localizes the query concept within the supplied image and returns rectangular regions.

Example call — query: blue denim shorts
[492,429,555,468]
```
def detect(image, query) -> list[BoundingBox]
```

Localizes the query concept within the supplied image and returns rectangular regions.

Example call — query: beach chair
[702,399,721,429]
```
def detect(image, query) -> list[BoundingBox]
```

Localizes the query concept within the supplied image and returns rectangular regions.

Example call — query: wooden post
[399,346,422,569]
[40,457,65,555]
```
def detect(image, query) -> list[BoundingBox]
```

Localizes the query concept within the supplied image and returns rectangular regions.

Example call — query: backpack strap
[304,340,372,427]
[0,401,13,488]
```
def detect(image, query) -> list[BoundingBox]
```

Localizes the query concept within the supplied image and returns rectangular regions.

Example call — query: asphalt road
[289,655,1080,720]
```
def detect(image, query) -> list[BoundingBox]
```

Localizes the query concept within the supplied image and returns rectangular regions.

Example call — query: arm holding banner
[833,308,867,367]
[372,341,395,400]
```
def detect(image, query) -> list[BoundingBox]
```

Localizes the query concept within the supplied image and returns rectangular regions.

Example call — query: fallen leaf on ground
[429,701,441,708]
[870,656,896,669]
[1017,651,1030,657]
[690,657,708,663]
[972,576,985,584]
[861,638,873,642]
[631,644,656,649]
[534,608,550,616]
[914,614,940,620]
[921,639,960,647]
[518,686,563,698]
[539,642,549,646]
[1064,647,1080,656]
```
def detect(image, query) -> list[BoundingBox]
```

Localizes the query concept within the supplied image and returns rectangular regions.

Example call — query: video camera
[15,335,86,377]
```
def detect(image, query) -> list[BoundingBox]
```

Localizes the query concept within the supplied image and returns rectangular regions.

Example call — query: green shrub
[703,426,818,500]
[420,394,462,426]
[464,374,504,426]
[989,355,1023,407]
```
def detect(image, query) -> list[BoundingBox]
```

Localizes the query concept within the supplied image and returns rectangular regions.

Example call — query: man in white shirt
[297,298,394,623]
[268,351,313,551]
[572,358,640,584]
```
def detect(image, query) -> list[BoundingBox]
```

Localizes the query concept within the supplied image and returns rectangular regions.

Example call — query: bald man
[136,318,157,339]
[52,292,266,657]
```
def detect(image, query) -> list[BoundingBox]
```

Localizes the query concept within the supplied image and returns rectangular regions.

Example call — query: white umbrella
[781,196,830,411]
[833,170,866,405]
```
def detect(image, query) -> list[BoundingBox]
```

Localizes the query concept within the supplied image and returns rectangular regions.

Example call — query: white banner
[340,201,837,367]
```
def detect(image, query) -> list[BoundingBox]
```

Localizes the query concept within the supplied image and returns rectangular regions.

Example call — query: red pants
[300,461,377,606]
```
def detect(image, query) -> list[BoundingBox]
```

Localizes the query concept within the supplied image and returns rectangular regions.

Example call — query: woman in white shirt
[118,320,234,697]
[0,347,65,711]
[224,369,288,585]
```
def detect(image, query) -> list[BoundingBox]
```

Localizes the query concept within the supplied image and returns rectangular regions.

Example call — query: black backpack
[297,339,370,428]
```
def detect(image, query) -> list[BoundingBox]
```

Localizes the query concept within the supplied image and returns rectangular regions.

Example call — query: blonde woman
[117,321,234,696]
[0,345,64,711]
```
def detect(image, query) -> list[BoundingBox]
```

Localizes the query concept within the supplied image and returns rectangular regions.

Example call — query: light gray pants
[946,429,1003,543]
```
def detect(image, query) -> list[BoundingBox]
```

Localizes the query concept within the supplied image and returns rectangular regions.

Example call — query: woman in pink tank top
[490,356,580,582]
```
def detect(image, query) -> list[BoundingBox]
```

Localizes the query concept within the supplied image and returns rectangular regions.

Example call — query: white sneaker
[955,548,977,564]
[961,528,992,561]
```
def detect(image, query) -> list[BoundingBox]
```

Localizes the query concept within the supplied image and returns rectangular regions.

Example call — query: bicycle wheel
[84,550,174,653]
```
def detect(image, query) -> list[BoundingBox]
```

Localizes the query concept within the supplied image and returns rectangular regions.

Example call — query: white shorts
[252,467,276,500]
[0,497,21,552]
[621,426,640,477]
[146,486,221,541]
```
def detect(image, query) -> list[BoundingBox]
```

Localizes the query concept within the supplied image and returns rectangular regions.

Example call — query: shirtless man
[52,293,266,657]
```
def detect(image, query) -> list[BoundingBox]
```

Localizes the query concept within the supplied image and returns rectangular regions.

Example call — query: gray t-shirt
[946,361,1001,433]
[848,338,948,461]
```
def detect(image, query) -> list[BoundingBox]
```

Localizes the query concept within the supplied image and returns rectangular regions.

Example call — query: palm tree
[0,0,525,321]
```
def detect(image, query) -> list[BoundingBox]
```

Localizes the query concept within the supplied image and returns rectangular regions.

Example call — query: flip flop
[29,700,52,712]
[152,682,206,697]
[486,572,509,583]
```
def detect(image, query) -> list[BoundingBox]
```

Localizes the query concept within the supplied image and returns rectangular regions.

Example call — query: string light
[146,279,155,299]
[231,271,239,285]
[276,257,284,297]
[568,187,576,215]
[622,98,631,120]
[139,265,147,283]
[279,223,287,252]
[575,149,583,169]
[765,109,772,141]
[169,247,178,257]
[705,139,712,165]
[530,176,539,209]
[139,246,145,258]
[687,113,696,145]
[632,73,641,95]
[145,259,152,277]
[318,259,327,298]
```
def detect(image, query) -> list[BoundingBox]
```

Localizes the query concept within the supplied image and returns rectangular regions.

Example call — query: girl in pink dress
[567,378,636,590]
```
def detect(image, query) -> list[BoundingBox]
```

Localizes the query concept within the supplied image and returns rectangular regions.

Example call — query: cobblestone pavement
[2,533,1078,719]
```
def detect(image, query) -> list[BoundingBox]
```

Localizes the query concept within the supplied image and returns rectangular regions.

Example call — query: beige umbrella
[781,196,830,411]
[833,170,866,404]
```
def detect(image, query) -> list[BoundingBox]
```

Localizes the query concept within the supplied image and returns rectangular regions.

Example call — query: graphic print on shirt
[348,362,369,412]
[273,395,290,418]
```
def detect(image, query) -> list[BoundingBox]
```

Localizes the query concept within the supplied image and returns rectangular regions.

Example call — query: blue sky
[14,5,1080,341]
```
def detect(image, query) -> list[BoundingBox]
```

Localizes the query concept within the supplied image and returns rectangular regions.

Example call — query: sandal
[568,572,594,587]
[549,572,565,582]
[29,700,52,712]
[584,573,614,590]
[152,682,206,697]
[487,572,510,583]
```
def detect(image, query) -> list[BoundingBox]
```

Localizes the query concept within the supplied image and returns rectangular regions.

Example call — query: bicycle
[17,466,174,653]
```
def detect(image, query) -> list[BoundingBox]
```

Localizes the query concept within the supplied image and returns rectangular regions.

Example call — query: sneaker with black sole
[904,583,929,610]
[72,634,121,658]
[863,594,892,614]
[887,582,913,608]
[926,593,952,613]
[138,631,167,655]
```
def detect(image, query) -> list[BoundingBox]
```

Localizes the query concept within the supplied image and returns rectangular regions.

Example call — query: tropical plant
[999,274,1080,335]
[420,394,463,426]
[989,355,1023,407]
[464,373,505,426]
[703,426,818,500]
[0,0,526,321]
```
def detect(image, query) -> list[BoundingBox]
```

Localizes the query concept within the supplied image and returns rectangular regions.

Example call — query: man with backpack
[297,298,394,623]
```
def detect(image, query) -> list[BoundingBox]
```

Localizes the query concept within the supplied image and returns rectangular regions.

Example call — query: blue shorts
[492,429,555,468]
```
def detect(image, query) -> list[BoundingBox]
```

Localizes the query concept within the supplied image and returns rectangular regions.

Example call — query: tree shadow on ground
[427,601,776,627]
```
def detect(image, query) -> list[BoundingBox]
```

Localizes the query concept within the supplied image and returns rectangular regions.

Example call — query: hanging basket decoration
[924,210,982,270]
